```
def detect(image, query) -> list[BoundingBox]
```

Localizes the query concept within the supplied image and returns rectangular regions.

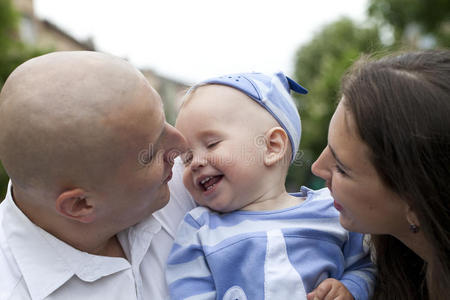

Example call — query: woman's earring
[406,208,420,234]
[409,223,420,233]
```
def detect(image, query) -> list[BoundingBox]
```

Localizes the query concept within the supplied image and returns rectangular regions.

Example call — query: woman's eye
[335,164,347,176]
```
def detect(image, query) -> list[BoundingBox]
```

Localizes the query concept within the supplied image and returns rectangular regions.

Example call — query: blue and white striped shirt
[166,187,375,300]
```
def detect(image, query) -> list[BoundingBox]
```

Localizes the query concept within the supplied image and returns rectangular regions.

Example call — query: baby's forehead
[184,84,250,104]
[182,84,273,119]
[178,85,276,128]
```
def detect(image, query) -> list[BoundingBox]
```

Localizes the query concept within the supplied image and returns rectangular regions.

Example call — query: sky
[34,0,369,84]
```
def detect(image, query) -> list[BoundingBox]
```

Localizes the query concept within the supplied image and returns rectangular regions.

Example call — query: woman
[311,50,450,299]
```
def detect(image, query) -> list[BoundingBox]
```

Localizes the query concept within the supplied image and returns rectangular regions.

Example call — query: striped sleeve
[166,210,216,300]
[340,232,376,300]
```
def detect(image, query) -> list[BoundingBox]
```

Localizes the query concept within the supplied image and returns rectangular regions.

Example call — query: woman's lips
[326,181,342,211]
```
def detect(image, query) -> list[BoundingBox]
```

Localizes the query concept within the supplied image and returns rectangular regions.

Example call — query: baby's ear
[263,127,289,167]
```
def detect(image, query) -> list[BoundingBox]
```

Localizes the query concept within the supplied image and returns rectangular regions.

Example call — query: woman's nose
[311,147,332,181]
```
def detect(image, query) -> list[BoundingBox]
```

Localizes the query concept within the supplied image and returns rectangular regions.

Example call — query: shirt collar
[2,182,131,300]
[120,212,162,267]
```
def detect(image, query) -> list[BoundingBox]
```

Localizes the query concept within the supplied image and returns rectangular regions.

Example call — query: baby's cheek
[182,169,196,194]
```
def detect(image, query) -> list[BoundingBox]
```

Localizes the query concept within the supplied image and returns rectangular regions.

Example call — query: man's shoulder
[0,197,8,216]
[0,212,28,299]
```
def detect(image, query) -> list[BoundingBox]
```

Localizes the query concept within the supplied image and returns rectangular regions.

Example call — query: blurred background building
[12,0,188,124]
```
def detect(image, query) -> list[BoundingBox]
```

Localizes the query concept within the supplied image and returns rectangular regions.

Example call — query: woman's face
[311,99,409,235]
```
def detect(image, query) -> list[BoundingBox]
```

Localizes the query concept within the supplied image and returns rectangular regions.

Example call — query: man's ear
[263,127,289,167]
[55,188,96,223]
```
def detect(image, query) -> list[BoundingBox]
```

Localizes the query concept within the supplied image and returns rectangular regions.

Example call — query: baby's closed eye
[182,150,193,165]
[206,140,221,149]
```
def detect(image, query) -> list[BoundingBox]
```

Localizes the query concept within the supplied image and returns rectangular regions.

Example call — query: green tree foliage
[0,0,44,87]
[287,0,449,191]
[368,0,450,47]
[286,18,382,190]
[0,0,20,86]
[0,0,48,199]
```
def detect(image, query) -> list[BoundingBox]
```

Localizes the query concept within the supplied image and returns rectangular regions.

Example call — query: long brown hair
[340,50,450,299]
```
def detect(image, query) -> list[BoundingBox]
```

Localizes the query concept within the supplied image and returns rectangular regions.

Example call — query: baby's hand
[306,278,354,300]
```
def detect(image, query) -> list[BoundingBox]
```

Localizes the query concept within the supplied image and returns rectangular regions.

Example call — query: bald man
[0,51,195,299]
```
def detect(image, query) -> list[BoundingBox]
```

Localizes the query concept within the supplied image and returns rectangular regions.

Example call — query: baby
[166,72,375,300]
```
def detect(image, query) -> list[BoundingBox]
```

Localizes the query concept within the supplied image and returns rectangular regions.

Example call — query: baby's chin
[200,201,240,214]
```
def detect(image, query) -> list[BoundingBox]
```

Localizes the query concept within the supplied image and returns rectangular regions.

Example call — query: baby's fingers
[306,280,333,300]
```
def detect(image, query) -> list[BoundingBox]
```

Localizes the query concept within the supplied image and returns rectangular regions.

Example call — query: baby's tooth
[201,176,212,184]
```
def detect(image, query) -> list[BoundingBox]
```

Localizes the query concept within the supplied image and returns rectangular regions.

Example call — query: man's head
[175,72,306,212]
[0,51,186,230]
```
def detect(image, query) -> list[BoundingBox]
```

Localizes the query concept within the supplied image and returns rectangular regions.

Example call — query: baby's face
[175,85,270,212]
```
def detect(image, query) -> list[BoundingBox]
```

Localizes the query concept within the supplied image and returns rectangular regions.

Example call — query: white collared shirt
[0,159,195,300]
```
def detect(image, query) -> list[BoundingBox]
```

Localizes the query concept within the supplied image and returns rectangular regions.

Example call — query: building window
[19,15,36,44]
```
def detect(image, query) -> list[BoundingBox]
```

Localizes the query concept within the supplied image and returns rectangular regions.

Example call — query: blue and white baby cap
[196,71,307,162]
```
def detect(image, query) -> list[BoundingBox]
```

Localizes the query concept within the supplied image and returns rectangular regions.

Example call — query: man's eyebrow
[328,144,350,171]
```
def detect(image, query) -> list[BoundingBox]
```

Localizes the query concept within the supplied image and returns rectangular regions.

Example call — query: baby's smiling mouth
[199,175,223,191]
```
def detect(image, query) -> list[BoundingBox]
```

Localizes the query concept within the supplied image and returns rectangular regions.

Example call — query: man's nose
[163,124,188,164]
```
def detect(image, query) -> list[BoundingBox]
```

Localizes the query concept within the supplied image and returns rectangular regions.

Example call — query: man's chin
[154,187,171,211]
[134,201,169,226]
